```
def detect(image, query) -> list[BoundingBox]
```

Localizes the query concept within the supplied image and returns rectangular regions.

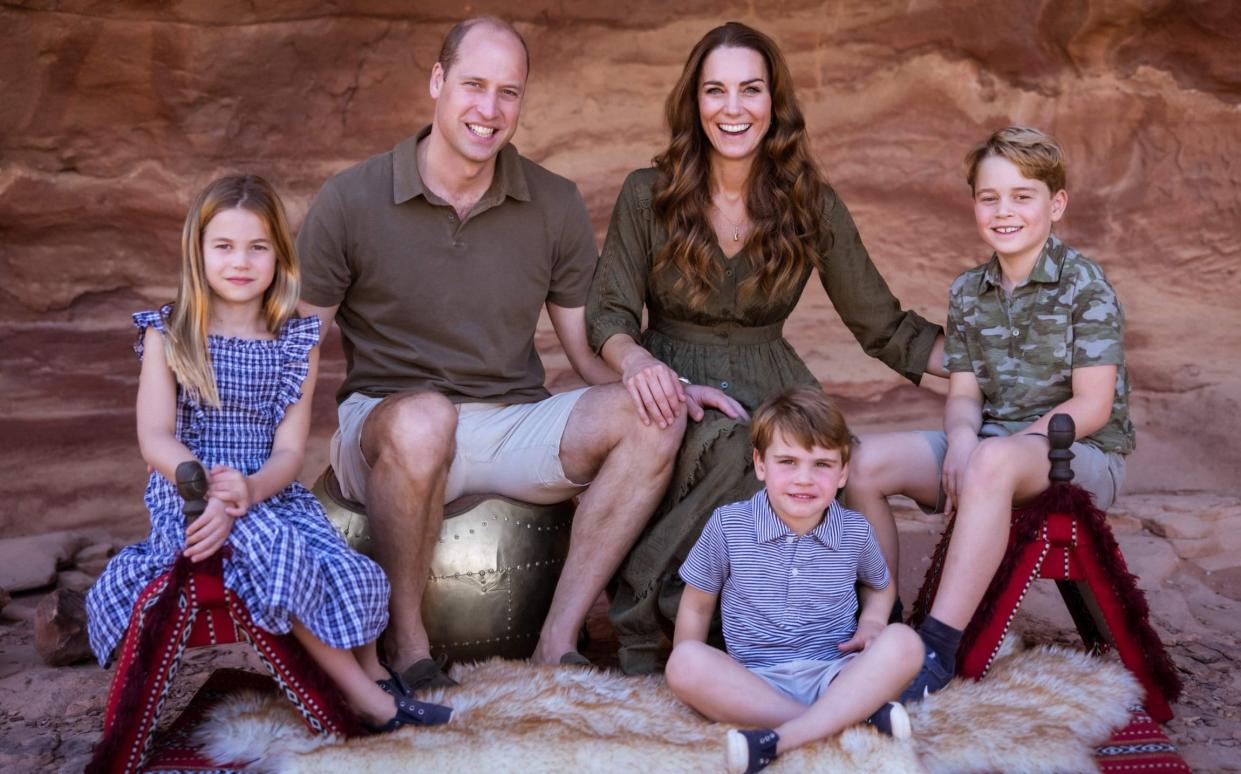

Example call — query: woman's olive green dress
[587,168,941,674]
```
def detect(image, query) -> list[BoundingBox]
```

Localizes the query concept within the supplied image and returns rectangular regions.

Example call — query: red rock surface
[4,1,1238,539]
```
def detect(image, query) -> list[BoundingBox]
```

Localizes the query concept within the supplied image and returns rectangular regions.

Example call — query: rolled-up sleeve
[814,192,942,384]
[587,171,653,353]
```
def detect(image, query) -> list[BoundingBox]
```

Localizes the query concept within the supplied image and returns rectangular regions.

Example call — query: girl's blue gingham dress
[86,307,390,665]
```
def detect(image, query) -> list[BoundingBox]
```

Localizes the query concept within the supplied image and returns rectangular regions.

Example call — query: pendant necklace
[712,203,747,242]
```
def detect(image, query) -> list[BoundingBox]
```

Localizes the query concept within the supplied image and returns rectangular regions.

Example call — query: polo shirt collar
[392,124,532,205]
[978,233,1066,292]
[751,490,843,549]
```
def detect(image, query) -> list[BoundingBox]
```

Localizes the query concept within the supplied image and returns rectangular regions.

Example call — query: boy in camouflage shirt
[845,126,1135,701]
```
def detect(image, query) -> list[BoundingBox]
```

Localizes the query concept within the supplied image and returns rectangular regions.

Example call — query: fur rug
[195,638,1139,773]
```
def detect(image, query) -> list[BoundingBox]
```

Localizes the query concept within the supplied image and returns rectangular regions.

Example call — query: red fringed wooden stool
[912,414,1183,723]
[87,463,361,774]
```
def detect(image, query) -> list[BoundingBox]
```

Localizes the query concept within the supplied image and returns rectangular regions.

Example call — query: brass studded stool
[312,467,574,664]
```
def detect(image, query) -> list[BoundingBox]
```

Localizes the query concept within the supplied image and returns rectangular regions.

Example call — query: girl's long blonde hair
[164,175,300,406]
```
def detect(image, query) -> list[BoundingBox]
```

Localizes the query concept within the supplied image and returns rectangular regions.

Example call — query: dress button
[720,381,730,390]
[1011,328,1020,336]
[790,568,799,577]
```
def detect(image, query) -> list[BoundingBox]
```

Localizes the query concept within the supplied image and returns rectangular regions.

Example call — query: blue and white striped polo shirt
[680,489,890,669]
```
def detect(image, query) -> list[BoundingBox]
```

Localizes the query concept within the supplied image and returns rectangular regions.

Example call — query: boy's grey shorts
[748,654,858,706]
[918,426,1126,514]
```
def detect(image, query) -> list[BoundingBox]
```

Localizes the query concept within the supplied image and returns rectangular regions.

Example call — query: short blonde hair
[964,126,1066,194]
[751,386,853,463]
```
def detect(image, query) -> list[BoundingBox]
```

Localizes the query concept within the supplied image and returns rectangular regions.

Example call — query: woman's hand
[184,497,236,562]
[941,434,979,516]
[208,465,254,517]
[683,385,748,423]
[620,351,686,428]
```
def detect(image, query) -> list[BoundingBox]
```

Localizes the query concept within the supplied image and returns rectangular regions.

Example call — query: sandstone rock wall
[2,0,1239,537]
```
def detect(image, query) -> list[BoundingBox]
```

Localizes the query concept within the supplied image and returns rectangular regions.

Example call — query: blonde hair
[751,386,853,463]
[164,175,299,406]
[964,126,1067,195]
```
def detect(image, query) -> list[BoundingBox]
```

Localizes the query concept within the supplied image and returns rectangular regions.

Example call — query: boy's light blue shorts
[918,426,1126,513]
[748,654,858,706]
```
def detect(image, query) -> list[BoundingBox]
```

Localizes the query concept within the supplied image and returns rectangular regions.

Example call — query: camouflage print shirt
[944,234,1135,454]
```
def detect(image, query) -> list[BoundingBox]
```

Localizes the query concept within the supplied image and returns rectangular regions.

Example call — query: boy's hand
[942,435,979,516]
[184,497,236,562]
[838,619,886,653]
[208,465,254,517]
[684,384,749,423]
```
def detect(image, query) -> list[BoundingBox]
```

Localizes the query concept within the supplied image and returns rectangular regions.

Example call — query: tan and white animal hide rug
[195,638,1140,773]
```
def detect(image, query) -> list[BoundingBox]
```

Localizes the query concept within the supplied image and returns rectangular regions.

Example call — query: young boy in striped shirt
[666,387,924,774]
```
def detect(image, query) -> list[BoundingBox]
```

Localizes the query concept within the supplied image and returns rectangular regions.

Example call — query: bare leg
[665,641,806,726]
[531,384,685,663]
[360,391,457,671]
[773,625,923,752]
[291,621,395,726]
[353,640,387,682]
[845,432,944,591]
[929,435,1053,628]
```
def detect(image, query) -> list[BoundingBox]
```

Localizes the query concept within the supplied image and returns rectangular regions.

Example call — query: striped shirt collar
[751,489,844,549]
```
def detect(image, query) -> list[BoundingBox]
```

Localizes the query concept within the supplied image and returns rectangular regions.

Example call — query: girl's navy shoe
[364,695,453,733]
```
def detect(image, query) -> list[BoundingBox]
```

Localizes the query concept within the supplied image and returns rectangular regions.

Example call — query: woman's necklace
[712,202,748,242]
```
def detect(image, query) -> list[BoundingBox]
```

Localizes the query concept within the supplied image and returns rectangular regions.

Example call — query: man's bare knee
[363,391,457,476]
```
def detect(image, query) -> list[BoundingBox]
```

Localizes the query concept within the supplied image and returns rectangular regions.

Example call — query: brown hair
[165,175,300,406]
[751,386,853,462]
[438,16,530,77]
[651,22,827,311]
[964,126,1067,194]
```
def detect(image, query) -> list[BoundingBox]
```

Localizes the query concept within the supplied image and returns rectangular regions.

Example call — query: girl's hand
[942,434,979,516]
[838,619,885,653]
[208,465,254,517]
[684,385,748,423]
[184,497,236,562]
[620,351,686,428]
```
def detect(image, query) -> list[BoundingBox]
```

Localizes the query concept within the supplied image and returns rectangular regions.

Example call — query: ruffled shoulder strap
[132,304,172,360]
[269,315,322,426]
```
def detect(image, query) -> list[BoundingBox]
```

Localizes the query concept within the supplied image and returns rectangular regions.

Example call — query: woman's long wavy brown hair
[164,175,300,406]
[652,22,828,310]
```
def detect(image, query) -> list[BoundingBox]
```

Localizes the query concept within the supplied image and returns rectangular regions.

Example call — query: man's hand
[184,497,236,562]
[838,619,886,653]
[684,385,748,423]
[208,465,254,517]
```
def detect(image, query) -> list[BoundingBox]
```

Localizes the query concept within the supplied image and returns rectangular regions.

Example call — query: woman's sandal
[364,695,454,733]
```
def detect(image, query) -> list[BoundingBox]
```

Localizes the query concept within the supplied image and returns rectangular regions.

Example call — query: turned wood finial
[175,460,208,521]
[1047,413,1075,484]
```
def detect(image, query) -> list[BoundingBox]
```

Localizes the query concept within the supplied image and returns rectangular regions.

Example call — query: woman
[587,22,946,674]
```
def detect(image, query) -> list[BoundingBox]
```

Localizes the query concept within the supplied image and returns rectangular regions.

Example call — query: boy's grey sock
[918,615,962,665]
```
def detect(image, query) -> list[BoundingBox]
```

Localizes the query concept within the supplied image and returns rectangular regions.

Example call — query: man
[297,16,718,689]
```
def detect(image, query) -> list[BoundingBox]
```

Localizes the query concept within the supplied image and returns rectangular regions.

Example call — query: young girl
[85,175,450,732]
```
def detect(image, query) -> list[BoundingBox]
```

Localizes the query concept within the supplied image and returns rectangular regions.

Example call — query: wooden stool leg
[1056,579,1108,651]
[1072,529,1175,723]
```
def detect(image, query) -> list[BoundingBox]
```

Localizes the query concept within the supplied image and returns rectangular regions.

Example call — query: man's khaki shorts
[331,388,591,507]
[918,426,1126,513]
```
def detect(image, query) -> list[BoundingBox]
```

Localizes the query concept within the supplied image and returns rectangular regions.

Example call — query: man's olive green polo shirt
[298,125,598,405]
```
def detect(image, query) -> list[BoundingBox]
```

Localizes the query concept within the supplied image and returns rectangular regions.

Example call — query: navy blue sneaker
[364,695,454,733]
[377,661,411,697]
[899,647,954,704]
[866,701,911,739]
[726,729,779,774]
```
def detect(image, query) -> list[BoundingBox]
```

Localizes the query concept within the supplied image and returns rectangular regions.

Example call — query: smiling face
[753,430,849,534]
[698,45,772,167]
[429,24,527,167]
[973,154,1068,267]
[202,207,276,309]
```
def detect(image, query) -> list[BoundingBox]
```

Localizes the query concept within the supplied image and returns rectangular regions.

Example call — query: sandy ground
[2,496,1238,773]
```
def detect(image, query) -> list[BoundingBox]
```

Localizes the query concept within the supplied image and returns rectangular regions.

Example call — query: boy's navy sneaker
[899,648,954,704]
[866,701,911,739]
[726,728,779,774]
